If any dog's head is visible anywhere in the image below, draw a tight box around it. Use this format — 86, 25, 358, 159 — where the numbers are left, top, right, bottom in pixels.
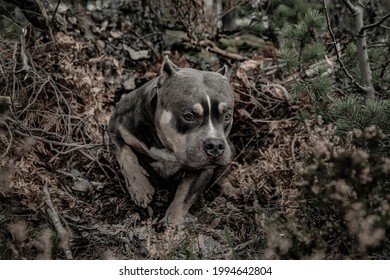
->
154, 57, 234, 169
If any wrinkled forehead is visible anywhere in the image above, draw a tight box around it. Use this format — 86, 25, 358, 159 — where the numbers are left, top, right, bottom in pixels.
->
159, 69, 234, 108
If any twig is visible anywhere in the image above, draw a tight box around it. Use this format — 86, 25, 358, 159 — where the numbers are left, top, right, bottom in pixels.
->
304, 55, 336, 78
360, 12, 390, 34
48, 142, 104, 155
51, 0, 61, 27
291, 135, 297, 163
128, 29, 160, 59
12, 42, 18, 101
253, 118, 294, 123
234, 236, 264, 252
46, 75, 73, 135
43, 183, 73, 259
16, 76, 50, 117
380, 25, 390, 30
217, 0, 246, 21
13, 128, 103, 150
238, 90, 268, 112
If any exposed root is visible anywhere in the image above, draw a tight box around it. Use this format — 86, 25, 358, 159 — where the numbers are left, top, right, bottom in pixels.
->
43, 184, 73, 260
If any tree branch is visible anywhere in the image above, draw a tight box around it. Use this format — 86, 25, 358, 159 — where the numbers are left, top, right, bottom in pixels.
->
200, 39, 245, 61
340, 0, 356, 14
380, 25, 390, 30
360, 12, 390, 34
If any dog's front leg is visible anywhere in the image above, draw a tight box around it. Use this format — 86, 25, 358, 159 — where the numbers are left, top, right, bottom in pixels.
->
117, 144, 155, 208
162, 168, 214, 227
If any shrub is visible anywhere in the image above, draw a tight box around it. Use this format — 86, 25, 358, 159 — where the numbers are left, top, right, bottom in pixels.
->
262, 119, 390, 259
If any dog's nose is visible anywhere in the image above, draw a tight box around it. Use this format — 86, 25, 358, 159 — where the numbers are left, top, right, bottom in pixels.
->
204, 138, 225, 157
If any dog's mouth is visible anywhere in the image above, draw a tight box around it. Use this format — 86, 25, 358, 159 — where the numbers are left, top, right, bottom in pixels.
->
181, 156, 229, 170
210, 158, 230, 168
208, 154, 224, 163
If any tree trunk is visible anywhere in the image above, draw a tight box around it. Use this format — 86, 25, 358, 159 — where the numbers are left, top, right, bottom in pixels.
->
342, 0, 376, 98
353, 4, 375, 98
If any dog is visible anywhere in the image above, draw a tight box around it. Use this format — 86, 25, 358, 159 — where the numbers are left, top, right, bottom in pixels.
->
108, 56, 236, 227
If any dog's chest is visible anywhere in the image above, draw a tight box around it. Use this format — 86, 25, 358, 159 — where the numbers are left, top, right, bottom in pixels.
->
150, 159, 183, 179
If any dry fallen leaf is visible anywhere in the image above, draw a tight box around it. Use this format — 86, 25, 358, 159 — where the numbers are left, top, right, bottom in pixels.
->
123, 44, 149, 60
73, 178, 92, 192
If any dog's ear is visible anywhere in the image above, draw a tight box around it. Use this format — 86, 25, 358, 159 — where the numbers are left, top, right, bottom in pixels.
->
158, 56, 179, 86
216, 65, 229, 78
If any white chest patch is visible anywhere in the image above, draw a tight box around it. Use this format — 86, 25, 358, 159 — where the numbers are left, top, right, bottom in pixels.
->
151, 160, 183, 179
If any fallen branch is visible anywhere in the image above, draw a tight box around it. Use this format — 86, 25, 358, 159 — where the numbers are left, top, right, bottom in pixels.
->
200, 39, 246, 61
43, 183, 73, 260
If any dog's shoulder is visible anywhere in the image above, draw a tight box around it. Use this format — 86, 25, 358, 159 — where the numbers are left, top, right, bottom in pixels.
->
108, 77, 163, 150
112, 78, 158, 120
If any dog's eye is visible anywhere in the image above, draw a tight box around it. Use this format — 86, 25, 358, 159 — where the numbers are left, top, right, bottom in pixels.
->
183, 112, 195, 121
224, 112, 232, 122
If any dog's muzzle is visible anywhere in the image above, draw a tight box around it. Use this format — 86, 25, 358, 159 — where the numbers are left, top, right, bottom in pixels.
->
203, 138, 226, 158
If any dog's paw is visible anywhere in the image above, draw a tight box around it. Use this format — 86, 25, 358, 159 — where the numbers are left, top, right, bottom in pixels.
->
160, 213, 182, 229
119, 146, 155, 208
125, 175, 154, 208
130, 186, 154, 208
160, 207, 186, 229
159, 212, 196, 230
